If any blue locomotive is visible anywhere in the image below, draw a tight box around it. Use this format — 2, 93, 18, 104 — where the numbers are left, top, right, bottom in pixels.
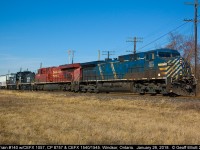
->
80, 48, 196, 96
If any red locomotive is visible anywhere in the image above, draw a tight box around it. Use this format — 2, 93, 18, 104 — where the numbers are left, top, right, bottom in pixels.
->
34, 63, 81, 91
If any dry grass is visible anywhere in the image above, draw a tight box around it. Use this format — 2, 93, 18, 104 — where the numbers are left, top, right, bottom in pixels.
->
0, 90, 200, 145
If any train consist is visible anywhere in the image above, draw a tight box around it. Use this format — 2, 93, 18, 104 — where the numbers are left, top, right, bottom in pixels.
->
0, 48, 197, 96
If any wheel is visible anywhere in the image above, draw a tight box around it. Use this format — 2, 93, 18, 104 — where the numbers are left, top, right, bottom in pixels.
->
150, 93, 157, 96
94, 89, 99, 94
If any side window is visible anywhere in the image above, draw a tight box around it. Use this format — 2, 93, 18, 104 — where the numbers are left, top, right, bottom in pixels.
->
146, 54, 149, 61
133, 54, 137, 60
146, 53, 154, 61
152, 53, 155, 60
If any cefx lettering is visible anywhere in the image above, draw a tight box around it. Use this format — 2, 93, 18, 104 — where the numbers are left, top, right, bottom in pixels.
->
68, 146, 79, 149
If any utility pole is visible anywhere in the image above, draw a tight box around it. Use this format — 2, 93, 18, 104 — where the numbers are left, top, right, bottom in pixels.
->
185, 0, 198, 96
126, 37, 143, 54
68, 50, 75, 64
102, 51, 115, 60
40, 62, 42, 69
71, 50, 75, 64
98, 50, 101, 61
68, 50, 71, 64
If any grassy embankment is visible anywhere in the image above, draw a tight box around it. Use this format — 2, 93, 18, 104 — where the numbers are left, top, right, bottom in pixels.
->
0, 90, 200, 144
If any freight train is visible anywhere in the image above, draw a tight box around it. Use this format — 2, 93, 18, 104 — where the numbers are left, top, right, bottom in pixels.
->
0, 48, 197, 96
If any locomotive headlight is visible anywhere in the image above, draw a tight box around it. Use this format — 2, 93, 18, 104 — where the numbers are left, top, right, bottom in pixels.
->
167, 63, 173, 66
158, 73, 160, 77
180, 58, 183, 64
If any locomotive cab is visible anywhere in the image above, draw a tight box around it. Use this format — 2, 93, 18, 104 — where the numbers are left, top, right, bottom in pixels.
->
153, 49, 196, 96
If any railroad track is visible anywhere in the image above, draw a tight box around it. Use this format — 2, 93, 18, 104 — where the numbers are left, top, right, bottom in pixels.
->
3, 89, 200, 101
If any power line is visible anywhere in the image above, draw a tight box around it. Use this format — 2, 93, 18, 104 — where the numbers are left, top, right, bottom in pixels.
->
157, 23, 194, 49
143, 18, 187, 41
138, 22, 190, 51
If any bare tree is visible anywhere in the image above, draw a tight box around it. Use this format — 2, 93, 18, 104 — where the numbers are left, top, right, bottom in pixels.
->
165, 32, 199, 65
166, 32, 185, 51
165, 32, 200, 81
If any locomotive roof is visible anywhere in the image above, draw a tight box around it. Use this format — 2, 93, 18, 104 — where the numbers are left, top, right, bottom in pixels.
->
17, 71, 33, 73
119, 48, 180, 59
81, 61, 105, 67
147, 48, 180, 54
59, 63, 81, 69
39, 66, 57, 70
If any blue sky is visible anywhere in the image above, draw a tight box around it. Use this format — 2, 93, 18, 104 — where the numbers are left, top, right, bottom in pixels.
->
0, 0, 197, 74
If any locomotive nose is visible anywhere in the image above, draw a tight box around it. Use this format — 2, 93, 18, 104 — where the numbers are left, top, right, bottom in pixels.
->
169, 57, 197, 96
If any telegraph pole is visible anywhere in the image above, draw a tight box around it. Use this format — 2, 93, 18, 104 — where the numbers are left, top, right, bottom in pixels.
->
68, 50, 75, 64
68, 50, 71, 64
71, 50, 75, 64
126, 37, 143, 54
194, 0, 198, 82
40, 62, 42, 69
102, 51, 115, 60
185, 0, 198, 96
98, 50, 101, 61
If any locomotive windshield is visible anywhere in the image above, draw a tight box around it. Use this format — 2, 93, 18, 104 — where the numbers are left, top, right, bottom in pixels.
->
158, 52, 180, 58
172, 53, 180, 57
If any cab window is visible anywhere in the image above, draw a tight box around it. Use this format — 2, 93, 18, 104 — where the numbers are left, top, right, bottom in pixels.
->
146, 54, 149, 60
146, 53, 155, 61
172, 53, 180, 57
159, 52, 171, 57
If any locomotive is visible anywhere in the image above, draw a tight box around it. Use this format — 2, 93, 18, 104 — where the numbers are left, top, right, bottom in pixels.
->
78, 48, 196, 96
2, 48, 197, 96
6, 71, 35, 90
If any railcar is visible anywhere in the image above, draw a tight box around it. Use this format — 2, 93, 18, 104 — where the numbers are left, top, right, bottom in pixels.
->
0, 75, 7, 89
